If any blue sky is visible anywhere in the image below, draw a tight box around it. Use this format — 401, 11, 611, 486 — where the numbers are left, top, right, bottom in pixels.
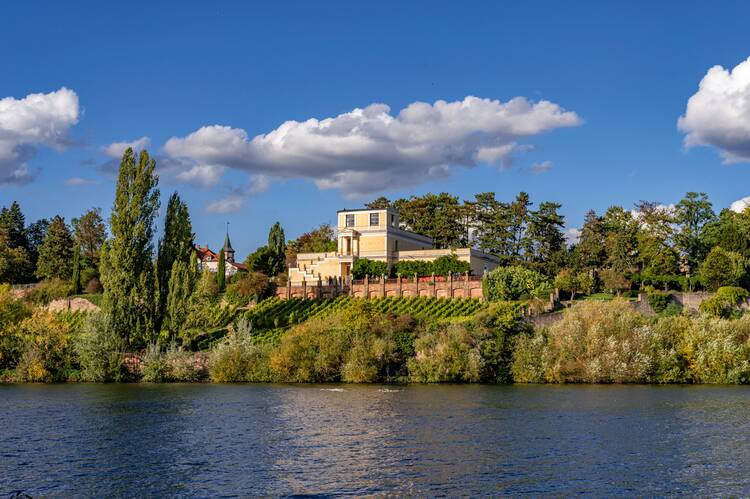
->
2, 1, 750, 257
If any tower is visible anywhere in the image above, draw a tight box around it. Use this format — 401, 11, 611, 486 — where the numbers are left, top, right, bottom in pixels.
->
223, 222, 235, 263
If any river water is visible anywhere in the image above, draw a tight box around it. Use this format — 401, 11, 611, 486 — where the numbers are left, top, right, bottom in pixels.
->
1, 384, 750, 497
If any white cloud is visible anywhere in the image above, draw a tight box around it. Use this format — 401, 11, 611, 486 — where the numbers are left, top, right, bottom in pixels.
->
730, 196, 750, 213
0, 87, 80, 184
164, 95, 581, 196
175, 164, 226, 187
206, 192, 244, 214
564, 227, 581, 245
65, 177, 98, 186
102, 136, 150, 158
678, 56, 750, 163
205, 175, 270, 214
530, 160, 553, 174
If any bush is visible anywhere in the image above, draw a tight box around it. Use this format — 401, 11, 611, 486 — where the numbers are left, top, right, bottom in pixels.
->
225, 271, 271, 304
13, 311, 76, 382
681, 316, 750, 384
700, 286, 749, 318
74, 313, 126, 382
25, 279, 71, 305
209, 318, 274, 382
430, 255, 471, 276
600, 268, 631, 295
142, 343, 206, 382
647, 290, 672, 313
512, 300, 652, 383
351, 258, 389, 279
483, 265, 551, 301
394, 260, 433, 277
0, 284, 32, 370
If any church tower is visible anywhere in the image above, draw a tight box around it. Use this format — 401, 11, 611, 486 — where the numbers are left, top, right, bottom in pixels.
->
223, 224, 235, 263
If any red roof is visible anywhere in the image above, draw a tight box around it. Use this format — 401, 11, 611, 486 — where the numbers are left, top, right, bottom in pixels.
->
195, 245, 217, 262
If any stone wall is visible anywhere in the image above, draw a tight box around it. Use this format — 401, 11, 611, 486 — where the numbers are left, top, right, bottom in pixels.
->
276, 274, 485, 300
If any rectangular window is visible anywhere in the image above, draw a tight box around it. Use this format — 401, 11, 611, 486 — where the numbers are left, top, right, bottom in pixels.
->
369, 212, 379, 226
390, 214, 395, 227
345, 214, 355, 227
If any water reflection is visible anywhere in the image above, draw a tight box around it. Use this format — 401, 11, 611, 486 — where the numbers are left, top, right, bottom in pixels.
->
2, 384, 750, 496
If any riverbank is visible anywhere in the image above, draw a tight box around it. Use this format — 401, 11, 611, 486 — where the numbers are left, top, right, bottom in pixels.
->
3, 294, 750, 384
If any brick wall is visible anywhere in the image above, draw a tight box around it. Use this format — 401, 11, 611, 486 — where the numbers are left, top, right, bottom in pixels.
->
276, 274, 485, 300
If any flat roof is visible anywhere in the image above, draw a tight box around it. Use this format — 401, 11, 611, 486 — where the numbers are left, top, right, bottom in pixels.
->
336, 207, 397, 213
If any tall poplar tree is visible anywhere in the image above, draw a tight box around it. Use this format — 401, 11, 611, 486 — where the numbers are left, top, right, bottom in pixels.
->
156, 192, 194, 332
72, 244, 82, 294
100, 148, 160, 347
217, 250, 226, 291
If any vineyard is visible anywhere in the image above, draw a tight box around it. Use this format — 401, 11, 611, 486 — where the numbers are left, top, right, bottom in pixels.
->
194, 296, 487, 350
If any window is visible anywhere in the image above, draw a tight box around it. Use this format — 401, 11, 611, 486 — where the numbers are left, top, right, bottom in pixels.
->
369, 212, 379, 226
345, 214, 355, 227
390, 214, 395, 227
394, 240, 398, 251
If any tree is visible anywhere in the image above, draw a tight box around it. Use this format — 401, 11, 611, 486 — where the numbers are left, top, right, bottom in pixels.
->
26, 218, 49, 272
156, 193, 194, 331
35, 216, 74, 281
72, 208, 106, 268
365, 196, 391, 209
0, 201, 28, 250
600, 267, 630, 295
526, 201, 566, 274
602, 206, 639, 273
166, 260, 193, 340
699, 247, 748, 291
71, 244, 82, 294
702, 209, 750, 260
572, 210, 606, 271
0, 232, 32, 284
431, 255, 471, 276
247, 222, 287, 277
217, 249, 226, 291
226, 271, 271, 301
674, 192, 715, 275
100, 148, 160, 347
483, 266, 551, 301
393, 193, 465, 248
286, 224, 337, 265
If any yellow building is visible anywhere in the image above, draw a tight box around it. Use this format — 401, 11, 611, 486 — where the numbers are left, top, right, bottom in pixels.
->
288, 208, 500, 284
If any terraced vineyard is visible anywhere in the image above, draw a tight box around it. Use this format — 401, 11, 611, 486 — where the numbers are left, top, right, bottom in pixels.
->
243, 296, 487, 330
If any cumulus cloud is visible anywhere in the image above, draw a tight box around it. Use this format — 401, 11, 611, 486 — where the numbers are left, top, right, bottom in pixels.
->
175, 164, 226, 187
101, 136, 150, 158
0, 87, 80, 184
678, 56, 750, 163
530, 160, 553, 174
730, 196, 750, 213
564, 227, 581, 245
164, 95, 581, 196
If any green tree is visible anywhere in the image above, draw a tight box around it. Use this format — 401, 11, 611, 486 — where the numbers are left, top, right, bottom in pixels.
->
71, 244, 82, 294
217, 249, 226, 291
483, 265, 551, 301
674, 192, 715, 275
72, 208, 106, 268
602, 206, 639, 273
393, 192, 465, 248
572, 210, 606, 271
0, 201, 28, 250
156, 193, 194, 331
0, 232, 32, 284
699, 247, 748, 291
702, 209, 750, 260
35, 216, 74, 281
100, 148, 160, 347
526, 201, 566, 274
286, 224, 337, 265
166, 260, 194, 340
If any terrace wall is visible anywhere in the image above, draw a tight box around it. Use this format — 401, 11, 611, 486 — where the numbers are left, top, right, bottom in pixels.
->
276, 274, 485, 300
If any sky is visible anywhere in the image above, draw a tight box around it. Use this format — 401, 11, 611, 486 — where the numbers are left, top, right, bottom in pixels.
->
2, 0, 750, 257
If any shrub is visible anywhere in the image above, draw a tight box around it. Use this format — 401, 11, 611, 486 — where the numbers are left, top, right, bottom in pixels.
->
483, 265, 551, 301
141, 343, 170, 382
25, 279, 71, 305
142, 343, 206, 382
408, 324, 483, 382
681, 316, 750, 384
74, 313, 126, 382
647, 315, 690, 383
13, 311, 76, 382
647, 290, 672, 313
394, 260, 433, 277
351, 258, 389, 279
699, 286, 749, 318
0, 284, 32, 370
430, 255, 471, 276
226, 271, 271, 304
512, 300, 652, 383
209, 318, 273, 382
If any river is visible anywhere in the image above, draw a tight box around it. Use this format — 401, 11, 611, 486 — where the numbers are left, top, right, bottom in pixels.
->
2, 384, 750, 497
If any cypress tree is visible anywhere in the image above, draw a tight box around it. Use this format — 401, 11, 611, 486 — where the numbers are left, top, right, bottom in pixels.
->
72, 244, 82, 294
166, 260, 193, 340
36, 215, 74, 281
217, 249, 226, 291
100, 148, 160, 347
156, 192, 194, 332
267, 222, 286, 276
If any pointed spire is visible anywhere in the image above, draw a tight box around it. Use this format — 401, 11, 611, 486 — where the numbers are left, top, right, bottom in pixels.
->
223, 221, 233, 252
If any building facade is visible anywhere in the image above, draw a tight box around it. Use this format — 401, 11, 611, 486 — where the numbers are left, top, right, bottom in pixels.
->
195, 232, 247, 277
288, 207, 500, 284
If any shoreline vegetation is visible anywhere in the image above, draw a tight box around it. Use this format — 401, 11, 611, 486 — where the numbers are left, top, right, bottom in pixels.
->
2, 147, 750, 385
